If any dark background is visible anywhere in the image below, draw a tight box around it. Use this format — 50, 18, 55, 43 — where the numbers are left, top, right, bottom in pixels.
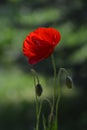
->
0, 0, 87, 130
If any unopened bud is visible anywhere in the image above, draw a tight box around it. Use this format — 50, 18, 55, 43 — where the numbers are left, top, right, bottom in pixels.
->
66, 76, 73, 88
35, 84, 43, 96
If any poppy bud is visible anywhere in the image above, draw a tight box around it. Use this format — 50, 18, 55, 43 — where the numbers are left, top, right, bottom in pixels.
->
66, 76, 73, 88
35, 84, 43, 96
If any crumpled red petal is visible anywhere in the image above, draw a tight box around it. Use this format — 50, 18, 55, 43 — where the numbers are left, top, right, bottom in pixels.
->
23, 27, 61, 64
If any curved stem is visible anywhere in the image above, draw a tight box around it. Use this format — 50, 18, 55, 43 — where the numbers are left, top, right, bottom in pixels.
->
55, 68, 62, 130
31, 69, 40, 130
44, 98, 53, 125
55, 68, 68, 129
31, 69, 40, 84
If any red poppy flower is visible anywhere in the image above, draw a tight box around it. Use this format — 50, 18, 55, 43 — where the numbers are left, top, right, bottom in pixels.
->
23, 27, 61, 64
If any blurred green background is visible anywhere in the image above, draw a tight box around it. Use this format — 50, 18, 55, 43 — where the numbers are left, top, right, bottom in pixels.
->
0, 0, 87, 130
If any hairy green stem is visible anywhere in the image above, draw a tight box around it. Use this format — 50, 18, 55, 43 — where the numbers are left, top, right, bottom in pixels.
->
55, 68, 62, 130
31, 69, 40, 130
51, 54, 57, 109
55, 68, 68, 129
33, 75, 39, 130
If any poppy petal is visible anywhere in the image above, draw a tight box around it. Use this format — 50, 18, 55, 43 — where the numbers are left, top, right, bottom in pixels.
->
23, 27, 61, 64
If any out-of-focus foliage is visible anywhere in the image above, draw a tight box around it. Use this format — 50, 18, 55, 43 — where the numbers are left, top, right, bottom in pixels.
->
0, 0, 87, 130
0, 0, 87, 68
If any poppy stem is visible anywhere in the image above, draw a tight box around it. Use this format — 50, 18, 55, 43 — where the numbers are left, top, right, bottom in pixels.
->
55, 68, 62, 130
51, 54, 57, 119
33, 73, 39, 130
31, 69, 40, 84
31, 69, 40, 130
55, 68, 68, 130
